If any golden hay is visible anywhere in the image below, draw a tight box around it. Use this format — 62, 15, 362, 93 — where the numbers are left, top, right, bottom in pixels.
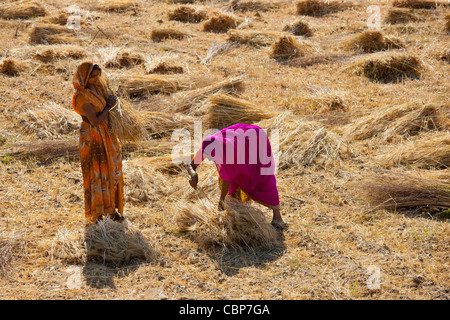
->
116, 74, 186, 98
392, 0, 441, 9
446, 15, 450, 33
0, 58, 29, 76
384, 8, 421, 24
175, 197, 283, 251
108, 98, 146, 143
228, 0, 282, 12
344, 103, 439, 142
375, 131, 450, 169
96, 0, 140, 12
357, 172, 450, 211
85, 217, 154, 265
202, 13, 240, 33
283, 20, 313, 37
0, 239, 14, 276
29, 23, 77, 45
204, 94, 276, 130
50, 228, 86, 264
104, 50, 146, 68
226, 29, 283, 47
296, 0, 353, 16
288, 52, 354, 67
269, 35, 315, 62
151, 29, 189, 42
145, 58, 184, 74
343, 30, 405, 53
0, 0, 47, 19
140, 111, 195, 138
172, 76, 245, 114
168, 5, 209, 23
6, 138, 79, 163
344, 52, 422, 83
38, 11, 69, 26
30, 44, 86, 63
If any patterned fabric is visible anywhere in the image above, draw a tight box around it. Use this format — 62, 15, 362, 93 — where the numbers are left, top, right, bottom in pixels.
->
72, 61, 124, 223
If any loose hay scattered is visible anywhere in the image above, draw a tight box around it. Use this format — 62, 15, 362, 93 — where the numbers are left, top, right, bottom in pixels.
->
0, 58, 29, 76
96, 0, 140, 12
151, 29, 189, 42
29, 23, 77, 45
375, 131, 450, 169
204, 94, 276, 130
168, 5, 209, 23
343, 30, 405, 53
116, 74, 186, 98
0, 0, 47, 19
228, 0, 282, 12
296, 0, 353, 16
270, 35, 315, 62
392, 0, 440, 9
202, 13, 240, 33
104, 49, 146, 68
283, 20, 313, 37
0, 239, 14, 276
344, 52, 422, 83
227, 29, 283, 47
344, 103, 439, 142
85, 217, 153, 265
108, 98, 146, 143
358, 172, 450, 212
175, 197, 283, 251
384, 8, 421, 24
30, 44, 86, 63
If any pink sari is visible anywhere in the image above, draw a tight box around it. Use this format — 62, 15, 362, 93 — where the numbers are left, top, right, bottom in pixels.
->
194, 123, 280, 208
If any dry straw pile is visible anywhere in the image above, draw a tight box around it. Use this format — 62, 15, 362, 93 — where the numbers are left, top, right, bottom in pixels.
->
29, 23, 78, 45
108, 98, 146, 143
151, 29, 189, 42
116, 74, 186, 97
296, 0, 353, 16
0, 58, 29, 76
345, 52, 423, 83
104, 49, 146, 68
392, 0, 441, 9
30, 45, 86, 63
168, 5, 209, 23
204, 94, 276, 130
283, 20, 313, 37
270, 35, 315, 62
96, 0, 140, 12
175, 197, 283, 251
227, 30, 283, 47
384, 8, 421, 24
343, 30, 405, 53
228, 0, 281, 12
0, 0, 47, 19
203, 12, 240, 33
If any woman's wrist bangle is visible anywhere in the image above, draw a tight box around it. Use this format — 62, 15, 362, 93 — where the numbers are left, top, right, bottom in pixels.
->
190, 171, 197, 177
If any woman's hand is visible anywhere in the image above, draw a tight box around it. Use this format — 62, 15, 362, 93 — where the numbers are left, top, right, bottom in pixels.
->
189, 172, 198, 189
106, 95, 118, 108
218, 199, 225, 211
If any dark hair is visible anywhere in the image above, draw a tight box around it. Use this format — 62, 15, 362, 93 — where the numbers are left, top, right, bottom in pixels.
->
92, 64, 101, 73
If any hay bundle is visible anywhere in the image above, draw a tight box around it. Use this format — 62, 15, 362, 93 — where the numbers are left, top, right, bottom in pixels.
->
29, 23, 77, 45
227, 29, 282, 47
168, 5, 209, 23
38, 11, 69, 26
50, 228, 86, 264
172, 76, 245, 114
104, 49, 146, 68
228, 0, 281, 12
345, 52, 422, 83
202, 13, 240, 33
151, 29, 189, 42
358, 172, 450, 211
375, 131, 450, 169
96, 0, 140, 12
344, 103, 438, 141
108, 98, 146, 143
0, 58, 29, 76
205, 94, 276, 130
140, 111, 195, 138
283, 20, 313, 37
116, 74, 185, 98
0, 0, 47, 19
269, 35, 315, 62
343, 30, 404, 53
175, 197, 282, 250
30, 44, 86, 62
145, 57, 184, 74
8, 102, 81, 139
384, 8, 421, 24
85, 218, 153, 264
296, 0, 353, 16
392, 0, 440, 9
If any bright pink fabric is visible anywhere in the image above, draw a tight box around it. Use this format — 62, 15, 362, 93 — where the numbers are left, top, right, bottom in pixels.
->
199, 123, 279, 207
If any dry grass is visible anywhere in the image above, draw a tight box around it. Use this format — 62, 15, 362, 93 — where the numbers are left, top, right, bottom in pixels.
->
384, 8, 421, 24
269, 35, 315, 62
446, 14, 450, 33
30, 45, 86, 63
151, 28, 190, 42
0, 0, 47, 19
283, 20, 313, 37
344, 52, 423, 83
104, 49, 146, 68
140, 111, 195, 138
29, 23, 78, 45
168, 5, 209, 23
204, 93, 276, 130
202, 12, 240, 33
108, 98, 146, 143
115, 74, 186, 97
145, 56, 184, 74
343, 30, 405, 53
392, 0, 441, 9
296, 0, 353, 16
0, 58, 29, 76
227, 29, 283, 47
228, 0, 282, 12
96, 0, 140, 12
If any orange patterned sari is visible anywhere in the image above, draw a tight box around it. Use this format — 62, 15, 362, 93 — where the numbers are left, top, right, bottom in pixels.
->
72, 61, 124, 223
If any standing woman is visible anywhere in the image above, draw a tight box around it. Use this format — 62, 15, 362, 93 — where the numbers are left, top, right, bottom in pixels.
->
72, 61, 125, 223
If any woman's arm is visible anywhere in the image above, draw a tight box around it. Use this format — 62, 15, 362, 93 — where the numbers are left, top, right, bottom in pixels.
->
218, 180, 230, 211
81, 103, 111, 127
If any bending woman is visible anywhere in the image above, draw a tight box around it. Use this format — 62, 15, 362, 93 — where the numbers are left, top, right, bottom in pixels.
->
72, 61, 125, 223
187, 123, 286, 229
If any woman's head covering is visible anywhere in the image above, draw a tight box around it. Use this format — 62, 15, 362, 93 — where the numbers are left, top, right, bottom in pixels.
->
73, 61, 96, 90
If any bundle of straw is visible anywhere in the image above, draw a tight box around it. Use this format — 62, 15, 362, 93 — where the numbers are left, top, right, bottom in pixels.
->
0, 58, 29, 76
296, 0, 353, 16
227, 29, 282, 47
168, 5, 209, 23
29, 23, 77, 45
175, 197, 283, 251
343, 30, 404, 53
108, 98, 146, 143
30, 44, 86, 63
50, 227, 86, 264
205, 94, 276, 130
269, 35, 315, 62
384, 8, 421, 24
0, 0, 47, 19
141, 111, 195, 138
228, 0, 282, 12
116, 74, 185, 98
